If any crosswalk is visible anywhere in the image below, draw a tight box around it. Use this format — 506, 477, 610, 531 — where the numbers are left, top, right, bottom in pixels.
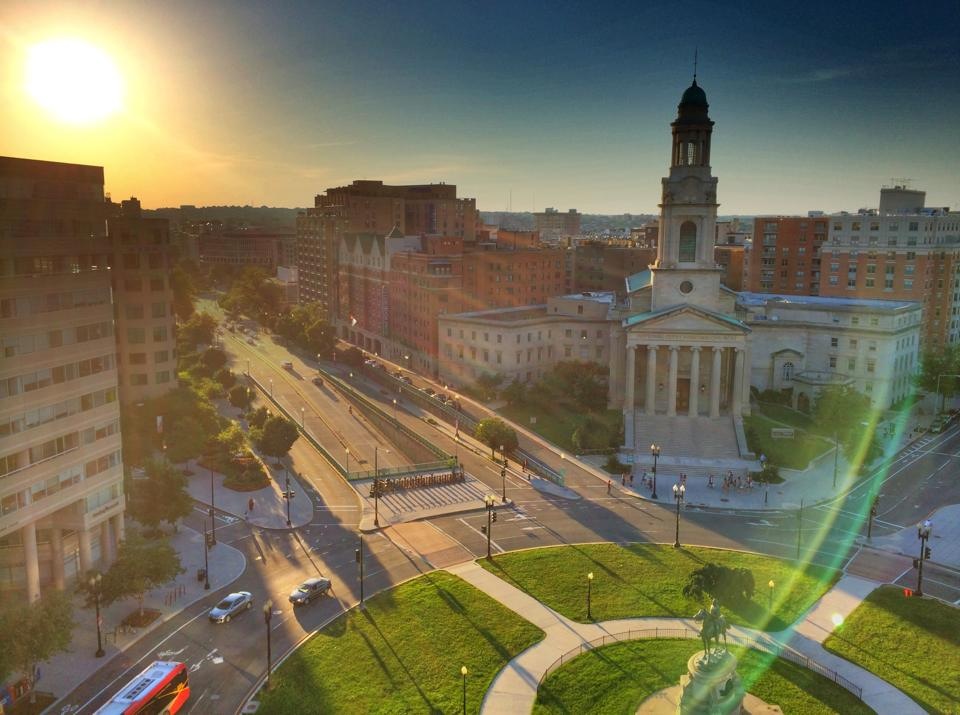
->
378, 477, 491, 514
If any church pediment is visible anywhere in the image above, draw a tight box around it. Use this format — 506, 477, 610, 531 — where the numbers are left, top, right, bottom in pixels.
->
623, 304, 749, 336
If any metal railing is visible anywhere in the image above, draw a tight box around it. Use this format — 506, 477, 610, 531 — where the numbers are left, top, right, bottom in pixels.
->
537, 627, 862, 701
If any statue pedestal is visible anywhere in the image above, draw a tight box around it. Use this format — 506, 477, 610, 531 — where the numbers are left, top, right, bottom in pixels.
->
676, 649, 745, 714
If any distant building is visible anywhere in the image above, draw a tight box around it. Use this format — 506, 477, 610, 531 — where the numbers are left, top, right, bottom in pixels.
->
743, 216, 829, 295
107, 198, 177, 404
198, 227, 296, 271
297, 180, 476, 323
534, 208, 581, 242
0, 157, 124, 601
572, 241, 656, 298
714, 244, 745, 290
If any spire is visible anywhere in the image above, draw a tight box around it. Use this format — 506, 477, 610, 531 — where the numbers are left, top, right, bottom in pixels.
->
693, 48, 698, 83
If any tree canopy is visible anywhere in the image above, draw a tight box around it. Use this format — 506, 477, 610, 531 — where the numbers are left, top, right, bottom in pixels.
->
916, 345, 960, 411
0, 590, 74, 695
255, 415, 300, 462
813, 384, 877, 460
97, 535, 183, 617
474, 417, 519, 458
126, 457, 193, 531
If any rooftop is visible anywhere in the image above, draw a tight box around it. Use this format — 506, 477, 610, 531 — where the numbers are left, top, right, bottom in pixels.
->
737, 291, 919, 312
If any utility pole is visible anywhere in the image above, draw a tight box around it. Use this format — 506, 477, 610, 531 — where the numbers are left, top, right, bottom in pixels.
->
796, 499, 803, 561
356, 535, 365, 606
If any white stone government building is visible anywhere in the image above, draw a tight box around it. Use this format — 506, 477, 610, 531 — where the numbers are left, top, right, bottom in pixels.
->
438, 79, 921, 467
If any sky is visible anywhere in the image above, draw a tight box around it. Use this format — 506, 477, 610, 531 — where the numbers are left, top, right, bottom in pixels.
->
1, 0, 958, 215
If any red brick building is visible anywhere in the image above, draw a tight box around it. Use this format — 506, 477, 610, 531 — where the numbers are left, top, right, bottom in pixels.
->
743, 216, 828, 294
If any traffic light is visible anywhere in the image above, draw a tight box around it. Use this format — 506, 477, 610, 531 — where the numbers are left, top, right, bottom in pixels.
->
205, 532, 215, 549
208, 507, 214, 519
501, 468, 506, 479
924, 546, 932, 560
283, 490, 296, 500
913, 558, 920, 569
492, 511, 497, 523
480, 525, 487, 535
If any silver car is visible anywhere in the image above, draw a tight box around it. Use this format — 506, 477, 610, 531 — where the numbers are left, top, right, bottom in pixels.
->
208, 591, 253, 623
288, 577, 331, 606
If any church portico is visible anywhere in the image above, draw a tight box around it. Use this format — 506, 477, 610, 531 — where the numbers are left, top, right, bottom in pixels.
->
623, 340, 748, 420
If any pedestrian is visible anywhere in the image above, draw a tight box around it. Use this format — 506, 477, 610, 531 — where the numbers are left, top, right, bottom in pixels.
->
248, 497, 254, 514
607, 480, 612, 494
708, 474, 714, 488
621, 473, 626, 486
629, 472, 634, 486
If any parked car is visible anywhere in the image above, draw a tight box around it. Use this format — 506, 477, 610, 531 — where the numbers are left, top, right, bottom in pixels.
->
209, 591, 253, 623
288, 577, 332, 606
282, 361, 294, 371
399, 375, 412, 384
246, 337, 257, 345
436, 394, 449, 403
423, 387, 436, 397
929, 416, 947, 434
393, 370, 404, 379
312, 376, 324, 387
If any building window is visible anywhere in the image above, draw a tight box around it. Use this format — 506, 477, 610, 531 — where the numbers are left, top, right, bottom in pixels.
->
679, 221, 697, 262
829, 356, 837, 368
850, 339, 858, 349
127, 327, 145, 344
129, 352, 147, 365
782, 362, 794, 381
152, 326, 168, 342
125, 304, 144, 319
122, 254, 140, 269
830, 337, 838, 347
848, 358, 856, 371
130, 374, 148, 385
150, 278, 164, 291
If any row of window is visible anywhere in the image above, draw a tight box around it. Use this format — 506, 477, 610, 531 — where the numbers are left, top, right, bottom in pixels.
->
126, 370, 171, 386
1, 320, 114, 358
0, 287, 111, 319
445, 343, 604, 364
122, 277, 168, 292
126, 350, 171, 365
123, 302, 170, 320
126, 325, 170, 344
446, 327, 606, 344
0, 353, 115, 399
7, 254, 110, 276
0, 386, 117, 439
835, 221, 921, 232
119, 253, 166, 270
0, 418, 118, 478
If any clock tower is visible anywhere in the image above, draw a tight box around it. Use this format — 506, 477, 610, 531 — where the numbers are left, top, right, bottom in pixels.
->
650, 78, 723, 311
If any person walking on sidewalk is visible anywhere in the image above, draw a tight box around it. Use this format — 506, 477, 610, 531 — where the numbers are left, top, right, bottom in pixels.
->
607, 480, 612, 494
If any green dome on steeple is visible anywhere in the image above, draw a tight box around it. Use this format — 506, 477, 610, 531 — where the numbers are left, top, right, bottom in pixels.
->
680, 79, 708, 108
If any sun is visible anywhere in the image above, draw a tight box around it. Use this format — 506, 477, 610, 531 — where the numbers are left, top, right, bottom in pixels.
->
25, 38, 123, 125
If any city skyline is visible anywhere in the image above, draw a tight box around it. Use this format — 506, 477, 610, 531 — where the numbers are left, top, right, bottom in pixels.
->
1, 0, 958, 215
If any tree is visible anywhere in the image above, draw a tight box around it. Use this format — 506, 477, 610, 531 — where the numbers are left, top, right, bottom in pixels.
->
177, 312, 217, 348
571, 414, 613, 452
305, 319, 337, 355
683, 563, 755, 607
201, 347, 228, 372
501, 379, 527, 407
342, 346, 364, 367
813, 384, 875, 462
99, 535, 183, 618
0, 591, 75, 702
248, 405, 270, 429
474, 417, 519, 458
915, 345, 960, 411
126, 457, 193, 531
165, 415, 208, 464
229, 384, 253, 410
256, 416, 300, 463
540, 361, 609, 412
215, 368, 237, 389
169, 263, 197, 321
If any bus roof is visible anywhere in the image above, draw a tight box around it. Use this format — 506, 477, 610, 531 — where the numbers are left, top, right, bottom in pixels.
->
94, 661, 185, 715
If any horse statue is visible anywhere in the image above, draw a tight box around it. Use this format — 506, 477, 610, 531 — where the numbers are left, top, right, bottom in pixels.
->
692, 598, 730, 665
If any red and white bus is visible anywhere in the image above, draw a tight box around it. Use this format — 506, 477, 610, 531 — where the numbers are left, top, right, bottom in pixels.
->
94, 661, 190, 715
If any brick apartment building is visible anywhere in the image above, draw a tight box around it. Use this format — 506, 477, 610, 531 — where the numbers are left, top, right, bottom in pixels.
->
743, 216, 829, 295
534, 207, 581, 241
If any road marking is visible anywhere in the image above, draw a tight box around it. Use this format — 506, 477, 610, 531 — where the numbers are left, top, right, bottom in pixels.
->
456, 517, 504, 553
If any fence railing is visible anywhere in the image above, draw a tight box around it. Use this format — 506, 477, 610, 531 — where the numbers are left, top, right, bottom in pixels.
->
350, 459, 458, 481
537, 627, 863, 701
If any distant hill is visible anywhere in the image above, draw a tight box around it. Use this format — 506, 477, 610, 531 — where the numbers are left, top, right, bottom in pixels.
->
143, 205, 304, 228
480, 211, 657, 233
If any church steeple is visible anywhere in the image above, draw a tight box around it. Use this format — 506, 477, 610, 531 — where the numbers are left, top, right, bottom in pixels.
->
670, 80, 714, 168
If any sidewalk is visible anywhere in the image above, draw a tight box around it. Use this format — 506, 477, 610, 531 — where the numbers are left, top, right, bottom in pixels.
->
446, 562, 924, 715
42, 526, 246, 709
184, 456, 313, 529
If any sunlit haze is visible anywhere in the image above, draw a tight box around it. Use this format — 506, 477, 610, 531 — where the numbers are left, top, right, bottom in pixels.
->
1, 0, 958, 212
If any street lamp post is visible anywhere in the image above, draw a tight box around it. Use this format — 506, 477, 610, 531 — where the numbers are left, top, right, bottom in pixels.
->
768, 579, 775, 612
483, 495, 496, 559
500, 460, 507, 503
935, 373, 960, 414
867, 497, 879, 540
796, 499, 804, 561
356, 535, 365, 606
300, 406, 305, 428
649, 444, 660, 500
209, 463, 217, 546
672, 483, 685, 547
460, 665, 468, 714
203, 521, 211, 590
269, 378, 273, 397
284, 471, 292, 527
345, 448, 351, 476
90, 573, 105, 657
392, 398, 398, 423
374, 447, 381, 527
916, 520, 933, 596
263, 599, 274, 690
587, 571, 594, 620
832, 429, 839, 490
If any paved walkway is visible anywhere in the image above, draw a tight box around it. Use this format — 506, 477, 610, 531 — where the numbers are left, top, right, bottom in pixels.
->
446, 562, 925, 715
41, 526, 246, 708
185, 456, 313, 530
868, 502, 960, 571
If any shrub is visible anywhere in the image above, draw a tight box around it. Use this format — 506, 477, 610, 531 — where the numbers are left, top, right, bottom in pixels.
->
215, 368, 237, 389
603, 455, 630, 474
682, 562, 755, 607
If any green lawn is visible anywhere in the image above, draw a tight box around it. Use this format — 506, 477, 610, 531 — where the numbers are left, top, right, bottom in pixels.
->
823, 586, 960, 715
500, 404, 621, 453
744, 413, 834, 469
534, 639, 874, 714
257, 572, 544, 714
755, 402, 816, 431
480, 543, 838, 631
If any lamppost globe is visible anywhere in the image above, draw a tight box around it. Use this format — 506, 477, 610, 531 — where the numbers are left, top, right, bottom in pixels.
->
672, 482, 685, 547
768, 579, 775, 612
649, 443, 661, 500
587, 571, 594, 619
90, 573, 105, 657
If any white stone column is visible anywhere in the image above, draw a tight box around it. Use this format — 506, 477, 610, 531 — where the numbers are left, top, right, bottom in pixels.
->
667, 346, 679, 417
645, 345, 658, 415
99, 520, 113, 568
50, 527, 65, 590
112, 513, 125, 548
624, 344, 636, 415
710, 347, 723, 418
78, 528, 92, 575
733, 347, 745, 415
689, 347, 701, 417
23, 522, 40, 603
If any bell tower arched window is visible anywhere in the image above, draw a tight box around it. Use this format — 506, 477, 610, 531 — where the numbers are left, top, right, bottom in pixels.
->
685, 141, 697, 165
679, 221, 697, 262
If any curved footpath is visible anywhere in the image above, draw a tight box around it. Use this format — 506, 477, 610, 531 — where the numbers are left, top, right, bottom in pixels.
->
445, 562, 925, 715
